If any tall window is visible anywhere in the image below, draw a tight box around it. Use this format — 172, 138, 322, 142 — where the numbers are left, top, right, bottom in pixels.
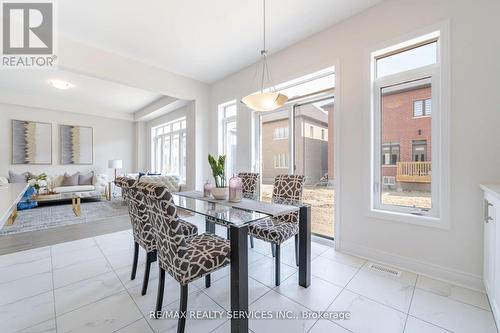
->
151, 118, 187, 182
372, 29, 446, 220
219, 101, 237, 178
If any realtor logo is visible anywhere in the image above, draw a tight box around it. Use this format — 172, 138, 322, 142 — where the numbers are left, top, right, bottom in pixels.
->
1, 1, 57, 68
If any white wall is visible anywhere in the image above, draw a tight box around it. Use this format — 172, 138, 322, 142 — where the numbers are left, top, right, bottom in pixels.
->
209, 0, 500, 290
0, 103, 136, 179
59, 38, 211, 189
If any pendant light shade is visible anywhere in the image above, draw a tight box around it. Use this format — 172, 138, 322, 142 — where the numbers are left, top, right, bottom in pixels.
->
241, 0, 287, 112
241, 92, 288, 112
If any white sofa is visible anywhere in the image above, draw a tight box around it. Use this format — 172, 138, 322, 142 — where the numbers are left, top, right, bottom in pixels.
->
51, 174, 108, 198
0, 173, 109, 198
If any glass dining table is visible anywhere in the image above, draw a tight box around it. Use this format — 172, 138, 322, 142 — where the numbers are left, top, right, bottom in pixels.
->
173, 191, 312, 333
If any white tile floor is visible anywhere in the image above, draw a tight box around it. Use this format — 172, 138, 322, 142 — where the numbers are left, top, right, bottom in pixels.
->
0, 217, 497, 333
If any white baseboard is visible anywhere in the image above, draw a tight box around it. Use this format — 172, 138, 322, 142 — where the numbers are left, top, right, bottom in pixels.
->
339, 240, 485, 292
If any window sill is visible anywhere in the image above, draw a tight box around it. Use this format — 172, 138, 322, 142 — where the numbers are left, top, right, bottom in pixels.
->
367, 208, 450, 230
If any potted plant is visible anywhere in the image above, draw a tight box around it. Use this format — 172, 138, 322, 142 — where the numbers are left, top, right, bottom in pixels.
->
208, 154, 228, 200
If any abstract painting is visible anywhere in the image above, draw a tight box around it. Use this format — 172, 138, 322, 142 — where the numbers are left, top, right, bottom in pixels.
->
60, 125, 93, 164
12, 120, 52, 164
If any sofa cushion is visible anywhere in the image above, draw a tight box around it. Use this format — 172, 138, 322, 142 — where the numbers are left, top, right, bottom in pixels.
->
61, 172, 80, 186
9, 170, 28, 183
139, 175, 180, 192
54, 185, 95, 193
79, 171, 94, 185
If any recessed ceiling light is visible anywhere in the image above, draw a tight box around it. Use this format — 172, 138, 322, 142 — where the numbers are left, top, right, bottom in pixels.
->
48, 79, 73, 90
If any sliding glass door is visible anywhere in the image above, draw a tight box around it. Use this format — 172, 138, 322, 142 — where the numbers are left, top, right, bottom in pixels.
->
257, 96, 335, 238
259, 108, 292, 203
294, 97, 334, 238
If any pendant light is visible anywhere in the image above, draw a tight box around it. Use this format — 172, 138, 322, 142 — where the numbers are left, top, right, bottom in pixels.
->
241, 0, 288, 112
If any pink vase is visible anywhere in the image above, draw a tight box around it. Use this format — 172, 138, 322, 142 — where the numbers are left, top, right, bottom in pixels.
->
228, 174, 243, 203
203, 180, 213, 197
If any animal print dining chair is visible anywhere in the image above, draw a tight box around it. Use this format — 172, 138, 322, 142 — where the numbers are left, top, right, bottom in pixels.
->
248, 174, 305, 286
137, 182, 231, 333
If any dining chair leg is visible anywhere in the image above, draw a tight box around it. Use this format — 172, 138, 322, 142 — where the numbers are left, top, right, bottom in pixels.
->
156, 267, 165, 315
142, 251, 155, 295
249, 236, 254, 248
131, 241, 139, 280
275, 244, 281, 286
294, 234, 299, 267
227, 228, 230, 240
271, 243, 276, 257
178, 284, 188, 333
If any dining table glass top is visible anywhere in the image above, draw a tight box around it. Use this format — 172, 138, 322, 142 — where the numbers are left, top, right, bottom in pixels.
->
172, 193, 271, 227
176, 190, 304, 213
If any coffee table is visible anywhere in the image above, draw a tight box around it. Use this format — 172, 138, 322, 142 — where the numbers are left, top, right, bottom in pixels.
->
33, 192, 103, 217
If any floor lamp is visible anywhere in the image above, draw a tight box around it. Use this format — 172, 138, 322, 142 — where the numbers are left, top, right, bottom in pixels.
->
108, 159, 122, 199
108, 159, 123, 180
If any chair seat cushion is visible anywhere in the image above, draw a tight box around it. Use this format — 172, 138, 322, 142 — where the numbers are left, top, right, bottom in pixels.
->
180, 233, 230, 285
249, 217, 299, 245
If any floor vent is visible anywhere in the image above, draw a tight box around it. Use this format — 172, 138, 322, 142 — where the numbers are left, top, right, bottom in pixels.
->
367, 263, 402, 277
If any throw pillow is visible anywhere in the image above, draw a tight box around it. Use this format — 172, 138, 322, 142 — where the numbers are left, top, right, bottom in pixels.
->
78, 171, 94, 185
9, 170, 28, 183
61, 172, 80, 186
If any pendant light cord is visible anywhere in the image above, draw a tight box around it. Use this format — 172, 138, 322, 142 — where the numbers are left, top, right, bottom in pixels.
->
263, 0, 266, 52
260, 0, 266, 93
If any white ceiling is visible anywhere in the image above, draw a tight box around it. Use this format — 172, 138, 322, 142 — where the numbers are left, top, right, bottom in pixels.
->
0, 69, 163, 119
59, 0, 382, 83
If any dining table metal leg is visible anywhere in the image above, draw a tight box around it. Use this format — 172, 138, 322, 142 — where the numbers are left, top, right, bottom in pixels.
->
298, 205, 311, 288
230, 224, 249, 333
205, 218, 216, 288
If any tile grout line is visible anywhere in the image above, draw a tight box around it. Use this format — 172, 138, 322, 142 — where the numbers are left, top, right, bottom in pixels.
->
49, 246, 58, 333
413, 284, 493, 313
110, 317, 145, 333
93, 235, 157, 333
402, 273, 419, 333
318, 261, 365, 332
405, 314, 454, 333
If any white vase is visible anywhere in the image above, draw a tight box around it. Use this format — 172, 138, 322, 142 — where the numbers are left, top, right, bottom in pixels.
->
211, 187, 228, 200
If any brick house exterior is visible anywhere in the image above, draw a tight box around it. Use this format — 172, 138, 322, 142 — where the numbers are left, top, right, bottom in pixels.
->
381, 86, 432, 190
261, 103, 333, 185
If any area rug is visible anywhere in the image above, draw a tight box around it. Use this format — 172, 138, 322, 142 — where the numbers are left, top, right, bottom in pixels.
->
0, 199, 129, 235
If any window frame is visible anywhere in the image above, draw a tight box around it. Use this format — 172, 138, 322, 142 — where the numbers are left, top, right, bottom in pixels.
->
218, 100, 238, 179
369, 24, 450, 229
413, 98, 432, 118
274, 152, 289, 169
273, 126, 289, 140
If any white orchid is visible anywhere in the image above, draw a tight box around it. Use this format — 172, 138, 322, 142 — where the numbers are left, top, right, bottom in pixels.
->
36, 179, 47, 188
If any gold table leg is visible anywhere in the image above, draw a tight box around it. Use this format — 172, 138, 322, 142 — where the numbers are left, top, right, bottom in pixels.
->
6, 208, 17, 225
107, 182, 112, 201
72, 197, 81, 216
